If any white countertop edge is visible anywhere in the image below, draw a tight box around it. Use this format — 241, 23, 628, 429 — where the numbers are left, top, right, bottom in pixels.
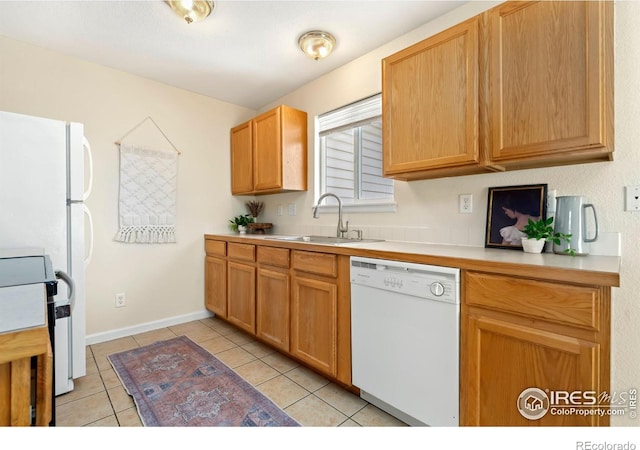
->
208, 233, 621, 276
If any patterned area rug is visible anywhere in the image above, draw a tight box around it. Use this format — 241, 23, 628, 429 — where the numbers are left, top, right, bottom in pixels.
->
108, 336, 300, 426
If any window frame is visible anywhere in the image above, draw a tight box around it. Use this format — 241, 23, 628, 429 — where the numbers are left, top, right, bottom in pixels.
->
316, 94, 396, 214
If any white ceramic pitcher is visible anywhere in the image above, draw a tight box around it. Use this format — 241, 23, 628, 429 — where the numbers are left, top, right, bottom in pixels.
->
553, 196, 598, 255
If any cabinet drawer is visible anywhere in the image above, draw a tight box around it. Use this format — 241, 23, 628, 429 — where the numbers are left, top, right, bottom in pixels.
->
291, 251, 337, 278
464, 272, 600, 330
228, 243, 256, 262
257, 246, 289, 268
205, 240, 226, 257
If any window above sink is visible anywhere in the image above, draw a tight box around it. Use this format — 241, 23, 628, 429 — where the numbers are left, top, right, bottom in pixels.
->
316, 94, 397, 214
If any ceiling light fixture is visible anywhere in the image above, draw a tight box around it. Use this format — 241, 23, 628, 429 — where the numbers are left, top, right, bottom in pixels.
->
298, 30, 336, 61
168, 0, 214, 24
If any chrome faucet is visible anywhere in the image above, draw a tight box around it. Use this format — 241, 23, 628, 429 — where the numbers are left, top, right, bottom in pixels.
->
312, 193, 349, 238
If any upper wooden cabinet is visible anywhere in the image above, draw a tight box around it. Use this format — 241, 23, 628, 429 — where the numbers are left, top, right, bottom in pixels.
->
488, 1, 613, 169
230, 121, 253, 194
382, 0, 613, 181
230, 105, 308, 195
383, 17, 481, 180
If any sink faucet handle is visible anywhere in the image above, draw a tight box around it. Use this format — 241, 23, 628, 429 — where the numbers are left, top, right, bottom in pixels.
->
350, 229, 363, 240
340, 220, 349, 238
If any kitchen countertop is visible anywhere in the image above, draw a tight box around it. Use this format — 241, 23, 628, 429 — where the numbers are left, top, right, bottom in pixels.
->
204, 233, 621, 287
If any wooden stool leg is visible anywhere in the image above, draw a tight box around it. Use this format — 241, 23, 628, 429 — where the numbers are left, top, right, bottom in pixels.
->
35, 341, 53, 426
0, 363, 10, 425
10, 358, 31, 426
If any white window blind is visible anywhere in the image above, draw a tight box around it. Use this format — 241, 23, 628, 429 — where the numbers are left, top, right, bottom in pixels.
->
318, 94, 383, 135
318, 94, 393, 206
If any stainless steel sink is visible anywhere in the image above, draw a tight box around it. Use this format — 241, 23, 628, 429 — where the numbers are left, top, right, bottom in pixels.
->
266, 235, 384, 245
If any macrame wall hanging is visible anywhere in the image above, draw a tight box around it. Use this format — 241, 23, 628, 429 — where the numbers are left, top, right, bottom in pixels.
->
114, 116, 181, 244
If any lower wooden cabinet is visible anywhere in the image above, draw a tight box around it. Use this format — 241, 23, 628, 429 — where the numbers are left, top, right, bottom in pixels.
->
204, 239, 352, 388
461, 271, 610, 426
290, 275, 338, 377
204, 240, 227, 318
256, 246, 291, 352
464, 315, 601, 426
205, 255, 226, 317
205, 236, 615, 424
290, 251, 352, 386
227, 261, 256, 334
256, 267, 290, 352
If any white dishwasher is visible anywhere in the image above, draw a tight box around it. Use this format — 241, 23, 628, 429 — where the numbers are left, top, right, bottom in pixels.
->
350, 256, 460, 426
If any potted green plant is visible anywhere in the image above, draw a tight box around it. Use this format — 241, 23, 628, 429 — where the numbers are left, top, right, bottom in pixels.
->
521, 217, 574, 255
229, 214, 254, 234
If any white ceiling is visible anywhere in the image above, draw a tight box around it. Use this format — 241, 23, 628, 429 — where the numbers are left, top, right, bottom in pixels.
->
0, 1, 464, 110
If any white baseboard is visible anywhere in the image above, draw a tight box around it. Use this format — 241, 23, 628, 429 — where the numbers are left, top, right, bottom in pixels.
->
85, 309, 214, 345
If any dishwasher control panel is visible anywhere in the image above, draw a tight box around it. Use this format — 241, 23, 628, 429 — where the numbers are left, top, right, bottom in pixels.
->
350, 256, 460, 304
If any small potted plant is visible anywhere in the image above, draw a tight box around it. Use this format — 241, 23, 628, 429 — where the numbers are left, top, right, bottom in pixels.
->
229, 214, 254, 234
522, 217, 574, 255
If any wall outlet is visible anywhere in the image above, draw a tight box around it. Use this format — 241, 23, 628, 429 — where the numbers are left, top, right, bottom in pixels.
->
625, 185, 640, 212
288, 203, 296, 216
459, 194, 472, 213
277, 205, 284, 216
115, 292, 126, 308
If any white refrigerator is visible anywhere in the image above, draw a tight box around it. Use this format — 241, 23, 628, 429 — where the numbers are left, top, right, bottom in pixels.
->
0, 110, 93, 395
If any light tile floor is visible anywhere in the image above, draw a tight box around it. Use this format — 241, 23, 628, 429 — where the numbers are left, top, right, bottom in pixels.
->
54, 316, 406, 427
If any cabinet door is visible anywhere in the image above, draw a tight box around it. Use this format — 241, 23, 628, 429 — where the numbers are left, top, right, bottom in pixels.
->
489, 1, 613, 162
252, 107, 282, 192
227, 261, 256, 334
290, 276, 338, 377
462, 314, 601, 426
230, 120, 253, 194
256, 268, 290, 352
382, 17, 479, 178
205, 256, 227, 318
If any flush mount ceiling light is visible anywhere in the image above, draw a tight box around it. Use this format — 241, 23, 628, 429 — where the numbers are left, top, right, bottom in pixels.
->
298, 30, 336, 60
168, 0, 214, 24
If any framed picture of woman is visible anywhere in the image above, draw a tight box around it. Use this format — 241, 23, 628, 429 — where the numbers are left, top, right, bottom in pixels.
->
485, 183, 548, 250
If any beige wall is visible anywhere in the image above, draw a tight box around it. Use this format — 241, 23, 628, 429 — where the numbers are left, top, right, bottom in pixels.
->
258, 1, 640, 426
1, 0, 638, 426
0, 36, 255, 339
